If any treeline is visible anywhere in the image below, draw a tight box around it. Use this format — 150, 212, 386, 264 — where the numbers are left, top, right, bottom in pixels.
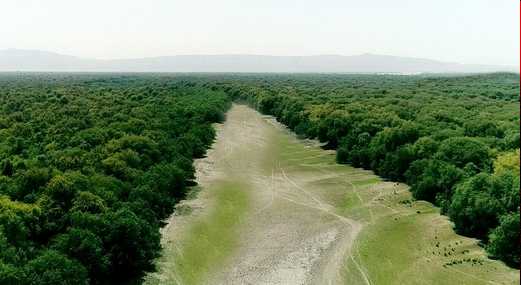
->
215, 73, 520, 266
0, 74, 231, 284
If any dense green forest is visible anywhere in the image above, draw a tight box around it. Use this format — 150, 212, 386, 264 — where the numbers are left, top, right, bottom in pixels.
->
213, 73, 520, 267
0, 73, 518, 284
0, 73, 230, 284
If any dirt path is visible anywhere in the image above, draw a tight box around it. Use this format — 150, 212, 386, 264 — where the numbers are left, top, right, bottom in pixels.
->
208, 104, 362, 285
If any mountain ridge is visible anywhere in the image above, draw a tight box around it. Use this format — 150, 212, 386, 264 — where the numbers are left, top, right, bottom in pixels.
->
0, 49, 517, 73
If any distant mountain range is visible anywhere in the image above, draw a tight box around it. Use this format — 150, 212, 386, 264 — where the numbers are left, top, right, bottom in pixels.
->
0, 49, 517, 73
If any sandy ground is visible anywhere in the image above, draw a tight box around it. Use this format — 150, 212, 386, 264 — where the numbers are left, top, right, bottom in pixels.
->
149, 104, 363, 285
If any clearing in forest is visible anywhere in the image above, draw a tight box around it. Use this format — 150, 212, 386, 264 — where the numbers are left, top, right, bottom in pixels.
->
145, 104, 519, 285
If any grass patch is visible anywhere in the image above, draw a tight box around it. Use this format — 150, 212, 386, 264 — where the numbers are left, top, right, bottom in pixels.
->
174, 204, 193, 216
185, 185, 203, 200
351, 177, 381, 186
349, 208, 519, 285
174, 181, 250, 285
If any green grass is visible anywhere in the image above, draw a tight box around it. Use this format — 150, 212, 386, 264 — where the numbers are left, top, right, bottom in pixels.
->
149, 181, 250, 285
268, 126, 519, 284
351, 177, 381, 186
350, 208, 520, 285
341, 185, 520, 284
176, 181, 249, 285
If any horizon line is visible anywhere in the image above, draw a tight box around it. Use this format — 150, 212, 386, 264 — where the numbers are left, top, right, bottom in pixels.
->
2, 48, 519, 68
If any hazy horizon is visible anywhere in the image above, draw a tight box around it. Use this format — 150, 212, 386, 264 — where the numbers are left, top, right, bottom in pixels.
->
1, 49, 517, 73
1, 0, 518, 66
2, 49, 520, 68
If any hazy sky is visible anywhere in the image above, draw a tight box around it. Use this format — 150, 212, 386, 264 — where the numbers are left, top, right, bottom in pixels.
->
1, 0, 518, 65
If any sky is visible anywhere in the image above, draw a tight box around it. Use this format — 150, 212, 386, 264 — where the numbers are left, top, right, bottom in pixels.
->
1, 0, 518, 65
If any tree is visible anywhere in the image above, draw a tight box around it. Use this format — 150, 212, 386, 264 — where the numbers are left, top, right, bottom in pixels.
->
14, 167, 51, 201
377, 145, 415, 181
405, 159, 463, 203
51, 228, 109, 281
487, 212, 520, 266
1, 160, 13, 177
23, 250, 88, 285
463, 120, 504, 138
0, 196, 39, 246
140, 163, 186, 196
44, 172, 90, 210
448, 173, 502, 239
102, 208, 160, 279
412, 137, 438, 158
436, 137, 492, 170
0, 263, 24, 285
493, 149, 520, 175
71, 192, 107, 214
336, 144, 350, 164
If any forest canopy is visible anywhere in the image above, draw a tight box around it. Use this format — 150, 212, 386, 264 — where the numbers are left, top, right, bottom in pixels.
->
0, 73, 230, 284
0, 72, 518, 284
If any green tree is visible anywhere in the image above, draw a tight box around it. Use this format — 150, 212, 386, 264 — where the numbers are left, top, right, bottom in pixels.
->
405, 159, 463, 203
103, 208, 160, 278
51, 228, 109, 281
487, 212, 520, 266
493, 149, 520, 175
44, 172, 90, 210
1, 160, 13, 177
71, 192, 107, 214
436, 137, 492, 170
448, 173, 502, 239
23, 250, 88, 285
14, 167, 51, 201
0, 263, 24, 285
463, 120, 504, 138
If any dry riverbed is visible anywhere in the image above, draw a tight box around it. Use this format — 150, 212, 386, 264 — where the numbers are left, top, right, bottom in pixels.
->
145, 104, 519, 285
